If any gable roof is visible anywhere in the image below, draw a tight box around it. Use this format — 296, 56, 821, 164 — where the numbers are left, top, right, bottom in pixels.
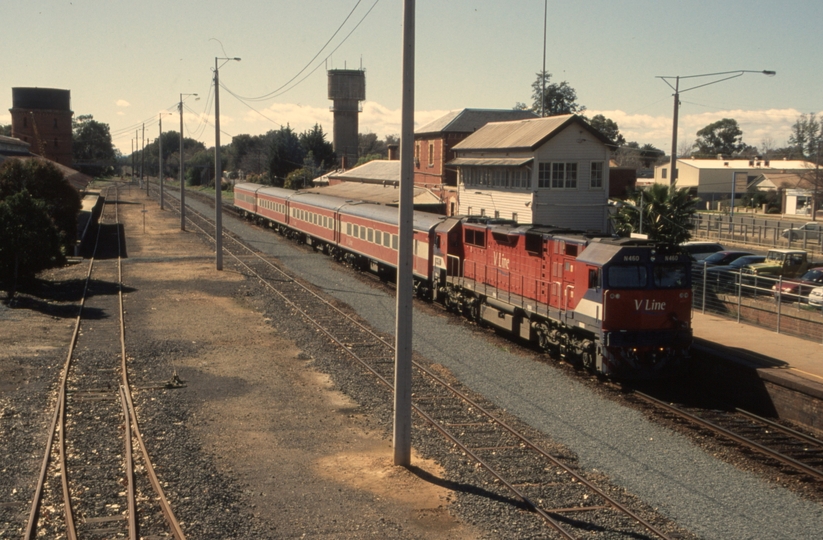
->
415, 108, 538, 136
750, 171, 819, 191
328, 159, 399, 184
451, 114, 611, 152
669, 158, 815, 171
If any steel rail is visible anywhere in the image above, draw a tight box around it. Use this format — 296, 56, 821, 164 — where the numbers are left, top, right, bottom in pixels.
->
23, 191, 112, 540
157, 186, 672, 539
635, 392, 823, 481
735, 408, 823, 449
120, 387, 138, 540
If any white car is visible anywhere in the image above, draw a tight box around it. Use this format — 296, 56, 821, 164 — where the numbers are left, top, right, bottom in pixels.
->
781, 222, 822, 240
809, 286, 823, 307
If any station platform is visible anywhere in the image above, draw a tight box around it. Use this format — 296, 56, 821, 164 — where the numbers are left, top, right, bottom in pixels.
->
691, 311, 823, 434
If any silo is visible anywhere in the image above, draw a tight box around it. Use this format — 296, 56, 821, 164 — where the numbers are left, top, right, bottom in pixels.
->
327, 69, 365, 167
9, 88, 74, 166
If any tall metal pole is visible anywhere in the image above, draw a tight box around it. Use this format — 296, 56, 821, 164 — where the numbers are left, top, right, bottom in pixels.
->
135, 130, 139, 186
142, 123, 147, 195
394, 0, 415, 467
541, 0, 547, 117
159, 114, 165, 210
179, 95, 186, 231
214, 60, 223, 270
131, 139, 135, 184
668, 76, 680, 186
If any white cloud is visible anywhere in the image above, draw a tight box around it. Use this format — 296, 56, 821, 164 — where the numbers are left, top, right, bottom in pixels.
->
117, 111, 126, 116
587, 108, 802, 151
116, 99, 130, 107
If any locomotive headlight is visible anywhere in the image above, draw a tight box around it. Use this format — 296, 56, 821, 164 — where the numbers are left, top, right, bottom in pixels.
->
650, 256, 656, 262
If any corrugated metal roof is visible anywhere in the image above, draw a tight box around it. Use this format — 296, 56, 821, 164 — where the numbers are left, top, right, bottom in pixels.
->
452, 114, 609, 152
415, 109, 538, 135
447, 157, 533, 167
302, 182, 443, 206
329, 160, 399, 183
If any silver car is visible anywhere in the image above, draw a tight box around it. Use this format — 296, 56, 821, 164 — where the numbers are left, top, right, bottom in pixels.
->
781, 222, 822, 240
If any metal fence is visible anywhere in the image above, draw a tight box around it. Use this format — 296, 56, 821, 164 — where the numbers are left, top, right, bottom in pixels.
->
689, 214, 823, 259
692, 264, 823, 344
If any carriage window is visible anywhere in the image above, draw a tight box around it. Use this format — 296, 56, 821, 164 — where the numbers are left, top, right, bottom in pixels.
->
653, 265, 687, 288
384, 233, 391, 248
360, 227, 366, 240
368, 228, 374, 242
353, 224, 359, 237
375, 230, 382, 245
392, 234, 398, 250
346, 223, 352, 235
607, 266, 647, 288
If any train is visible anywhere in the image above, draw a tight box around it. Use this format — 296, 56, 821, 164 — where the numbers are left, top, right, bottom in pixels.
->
234, 182, 693, 379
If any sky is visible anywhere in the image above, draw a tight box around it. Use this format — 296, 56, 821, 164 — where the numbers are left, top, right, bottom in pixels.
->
2, 0, 821, 157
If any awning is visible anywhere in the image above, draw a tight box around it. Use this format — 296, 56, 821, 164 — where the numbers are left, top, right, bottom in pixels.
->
447, 157, 534, 167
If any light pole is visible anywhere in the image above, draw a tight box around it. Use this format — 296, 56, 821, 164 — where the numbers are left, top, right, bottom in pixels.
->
158, 112, 173, 210
179, 93, 199, 231
214, 56, 241, 271
657, 70, 776, 188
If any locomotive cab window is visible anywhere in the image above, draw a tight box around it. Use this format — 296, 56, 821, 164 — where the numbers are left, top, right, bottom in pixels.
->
653, 265, 688, 288
607, 265, 648, 288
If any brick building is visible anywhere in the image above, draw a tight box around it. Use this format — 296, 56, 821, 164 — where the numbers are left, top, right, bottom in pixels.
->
413, 109, 538, 215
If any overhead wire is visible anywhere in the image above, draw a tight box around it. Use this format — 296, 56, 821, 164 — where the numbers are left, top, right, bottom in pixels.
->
229, 0, 366, 102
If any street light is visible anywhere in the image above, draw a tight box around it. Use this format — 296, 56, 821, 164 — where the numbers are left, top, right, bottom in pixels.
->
158, 112, 173, 210
179, 93, 199, 231
214, 56, 241, 271
657, 70, 776, 192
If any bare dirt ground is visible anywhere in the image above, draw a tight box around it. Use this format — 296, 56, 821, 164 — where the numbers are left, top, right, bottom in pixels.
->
0, 181, 477, 539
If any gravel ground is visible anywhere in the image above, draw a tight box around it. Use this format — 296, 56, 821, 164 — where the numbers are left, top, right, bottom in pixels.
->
206, 195, 823, 540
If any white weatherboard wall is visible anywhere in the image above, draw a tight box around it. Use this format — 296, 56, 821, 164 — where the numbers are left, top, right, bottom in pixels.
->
455, 119, 611, 231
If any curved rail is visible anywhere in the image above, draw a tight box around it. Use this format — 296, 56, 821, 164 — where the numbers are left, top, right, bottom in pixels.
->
634, 392, 823, 481
24, 183, 186, 540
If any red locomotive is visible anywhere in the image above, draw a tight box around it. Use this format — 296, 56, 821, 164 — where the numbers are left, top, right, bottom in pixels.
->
235, 183, 692, 378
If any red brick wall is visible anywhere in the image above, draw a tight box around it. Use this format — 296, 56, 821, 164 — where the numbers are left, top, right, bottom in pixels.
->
10, 108, 73, 166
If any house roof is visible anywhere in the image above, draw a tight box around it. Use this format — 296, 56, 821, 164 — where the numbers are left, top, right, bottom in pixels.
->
665, 158, 816, 171
415, 108, 538, 136
451, 114, 611, 152
750, 172, 819, 191
0, 135, 32, 155
301, 181, 442, 206
448, 157, 534, 167
328, 159, 400, 184
0, 155, 92, 191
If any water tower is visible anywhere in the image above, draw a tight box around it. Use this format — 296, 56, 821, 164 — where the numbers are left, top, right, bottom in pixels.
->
327, 69, 365, 167
9, 87, 74, 166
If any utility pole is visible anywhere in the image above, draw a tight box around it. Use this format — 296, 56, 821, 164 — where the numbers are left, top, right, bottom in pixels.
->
541, 0, 547, 117
135, 130, 139, 186
394, 0, 415, 467
213, 57, 240, 271
159, 114, 165, 210
141, 123, 146, 195
179, 96, 186, 230
131, 139, 135, 184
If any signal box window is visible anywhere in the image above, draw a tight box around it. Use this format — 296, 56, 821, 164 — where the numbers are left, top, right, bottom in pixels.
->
590, 162, 603, 189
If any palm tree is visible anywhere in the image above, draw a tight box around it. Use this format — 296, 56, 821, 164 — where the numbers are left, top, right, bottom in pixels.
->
612, 183, 698, 245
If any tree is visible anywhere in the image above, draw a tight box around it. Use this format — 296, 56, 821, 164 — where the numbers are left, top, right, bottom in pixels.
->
0, 158, 81, 251
0, 124, 10, 137
0, 190, 64, 296
588, 115, 625, 147
611, 183, 697, 244
72, 115, 117, 176
613, 142, 664, 169
692, 118, 745, 157
529, 71, 585, 117
299, 124, 335, 170
788, 113, 821, 159
268, 126, 304, 185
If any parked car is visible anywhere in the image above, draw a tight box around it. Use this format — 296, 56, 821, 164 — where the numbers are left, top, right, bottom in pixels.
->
681, 241, 725, 262
781, 222, 823, 241
772, 267, 823, 301
703, 255, 766, 292
700, 250, 754, 267
809, 286, 823, 307
743, 249, 810, 278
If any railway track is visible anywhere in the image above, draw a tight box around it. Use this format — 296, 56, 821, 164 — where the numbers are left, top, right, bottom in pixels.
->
629, 392, 823, 483
154, 184, 681, 539
23, 185, 186, 540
